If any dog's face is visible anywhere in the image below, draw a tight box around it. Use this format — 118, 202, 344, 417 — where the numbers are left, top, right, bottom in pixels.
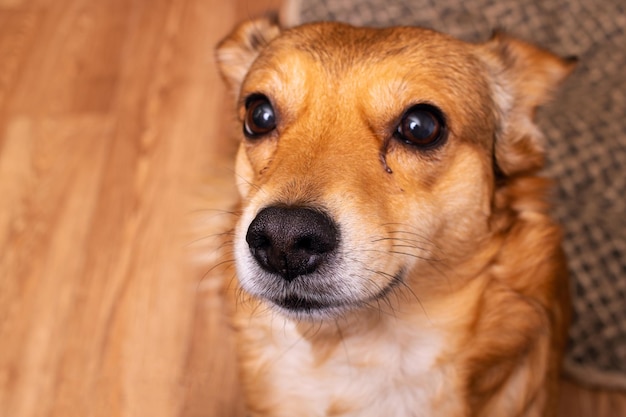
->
217, 20, 573, 320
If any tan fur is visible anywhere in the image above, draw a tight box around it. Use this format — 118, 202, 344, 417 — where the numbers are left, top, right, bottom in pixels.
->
216, 18, 574, 417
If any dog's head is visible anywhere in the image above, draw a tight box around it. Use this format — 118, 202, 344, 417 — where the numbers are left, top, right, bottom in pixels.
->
216, 19, 574, 320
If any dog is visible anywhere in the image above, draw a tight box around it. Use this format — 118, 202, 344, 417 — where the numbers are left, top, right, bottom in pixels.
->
216, 17, 574, 417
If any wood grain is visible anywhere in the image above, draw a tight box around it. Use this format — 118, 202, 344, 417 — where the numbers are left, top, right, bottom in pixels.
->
0, 1, 624, 416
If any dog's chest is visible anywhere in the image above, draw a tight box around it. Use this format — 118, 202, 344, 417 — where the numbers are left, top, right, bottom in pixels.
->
255, 320, 462, 417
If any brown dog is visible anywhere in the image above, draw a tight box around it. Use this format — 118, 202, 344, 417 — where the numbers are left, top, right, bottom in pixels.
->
216, 17, 574, 417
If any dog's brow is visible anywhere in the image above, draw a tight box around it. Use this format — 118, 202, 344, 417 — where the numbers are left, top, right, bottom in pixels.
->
239, 54, 316, 121
367, 78, 410, 111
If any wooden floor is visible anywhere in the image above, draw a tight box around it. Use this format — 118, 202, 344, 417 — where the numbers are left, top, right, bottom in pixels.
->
0, 0, 624, 416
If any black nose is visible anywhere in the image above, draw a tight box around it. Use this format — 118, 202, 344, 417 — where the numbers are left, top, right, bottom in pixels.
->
246, 206, 339, 282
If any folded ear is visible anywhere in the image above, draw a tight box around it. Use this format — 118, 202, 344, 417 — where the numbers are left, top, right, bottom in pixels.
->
480, 32, 576, 176
216, 17, 282, 93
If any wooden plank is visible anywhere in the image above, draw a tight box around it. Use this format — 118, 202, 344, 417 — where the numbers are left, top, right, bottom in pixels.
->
0, 115, 114, 417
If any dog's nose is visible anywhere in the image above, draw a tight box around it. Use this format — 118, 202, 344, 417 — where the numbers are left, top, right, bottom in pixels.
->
246, 206, 339, 282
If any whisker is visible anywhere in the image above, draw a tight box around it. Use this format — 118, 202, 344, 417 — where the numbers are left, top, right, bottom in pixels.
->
363, 267, 427, 318
188, 207, 242, 216
379, 223, 443, 251
201, 258, 236, 282
185, 230, 235, 247
390, 243, 433, 252
370, 235, 434, 246
390, 250, 441, 262
356, 248, 441, 263
232, 166, 267, 196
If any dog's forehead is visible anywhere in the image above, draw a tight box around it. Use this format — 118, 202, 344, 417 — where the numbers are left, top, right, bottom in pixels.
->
253, 23, 484, 82
277, 22, 466, 63
251, 24, 485, 94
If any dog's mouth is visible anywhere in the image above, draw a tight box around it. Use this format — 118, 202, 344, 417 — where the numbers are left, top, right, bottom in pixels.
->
273, 295, 336, 312
266, 269, 405, 317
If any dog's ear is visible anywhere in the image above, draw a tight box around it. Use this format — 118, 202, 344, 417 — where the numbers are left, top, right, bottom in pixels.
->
216, 17, 282, 93
481, 32, 576, 176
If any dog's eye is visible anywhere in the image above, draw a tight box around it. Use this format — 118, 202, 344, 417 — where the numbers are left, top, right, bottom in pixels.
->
395, 104, 446, 148
244, 95, 276, 138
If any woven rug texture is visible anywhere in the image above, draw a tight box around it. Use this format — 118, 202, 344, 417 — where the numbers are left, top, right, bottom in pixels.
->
285, 0, 626, 390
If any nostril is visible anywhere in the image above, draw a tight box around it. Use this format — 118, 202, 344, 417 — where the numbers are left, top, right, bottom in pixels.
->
248, 232, 271, 251
294, 234, 335, 254
294, 236, 316, 252
245, 206, 339, 281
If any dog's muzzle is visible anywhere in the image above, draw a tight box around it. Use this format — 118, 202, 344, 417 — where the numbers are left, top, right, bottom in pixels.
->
239, 204, 407, 317
245, 205, 339, 282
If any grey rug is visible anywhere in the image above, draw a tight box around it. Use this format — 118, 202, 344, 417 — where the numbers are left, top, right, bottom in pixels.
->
285, 0, 626, 390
